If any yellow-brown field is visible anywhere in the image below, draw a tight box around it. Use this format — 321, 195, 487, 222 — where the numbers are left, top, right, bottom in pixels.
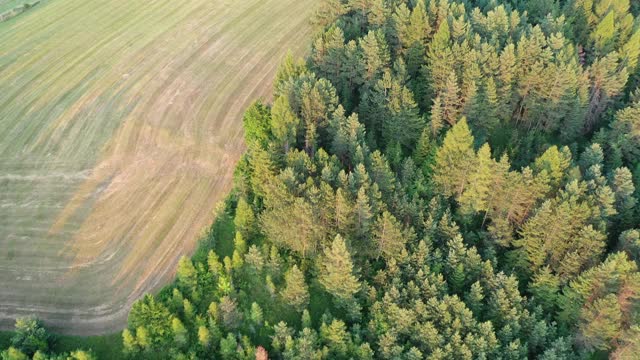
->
0, 0, 313, 334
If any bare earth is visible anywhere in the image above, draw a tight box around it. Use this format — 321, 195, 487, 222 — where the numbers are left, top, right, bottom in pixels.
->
0, 0, 314, 334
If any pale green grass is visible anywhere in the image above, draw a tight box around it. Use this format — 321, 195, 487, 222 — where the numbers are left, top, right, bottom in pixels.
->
0, 0, 315, 335
0, 0, 29, 13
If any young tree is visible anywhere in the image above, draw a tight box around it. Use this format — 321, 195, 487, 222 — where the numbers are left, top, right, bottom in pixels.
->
459, 143, 494, 214
319, 235, 361, 306
271, 96, 300, 152
122, 329, 138, 354
611, 167, 637, 227
198, 326, 211, 348
433, 117, 477, 198
10, 317, 49, 356
242, 100, 271, 149
234, 197, 256, 238
171, 317, 188, 348
281, 265, 310, 312
176, 256, 198, 295
0, 347, 28, 360
373, 211, 408, 261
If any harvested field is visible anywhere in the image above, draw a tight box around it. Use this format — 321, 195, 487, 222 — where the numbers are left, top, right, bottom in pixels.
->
0, 0, 314, 334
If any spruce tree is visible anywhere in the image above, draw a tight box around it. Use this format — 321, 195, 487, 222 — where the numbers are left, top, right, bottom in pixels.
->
319, 235, 361, 306
271, 96, 300, 152
373, 211, 407, 261
459, 143, 494, 214
433, 117, 477, 198
281, 265, 310, 312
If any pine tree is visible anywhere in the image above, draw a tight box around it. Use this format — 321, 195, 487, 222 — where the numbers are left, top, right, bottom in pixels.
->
532, 146, 572, 191
465, 281, 485, 316
320, 319, 350, 356
319, 235, 361, 305
281, 265, 310, 312
426, 20, 453, 102
414, 126, 435, 169
459, 143, 494, 214
354, 186, 373, 243
382, 77, 424, 150
271, 96, 300, 152
612, 167, 637, 227
198, 326, 211, 348
591, 11, 616, 55
176, 256, 197, 296
122, 329, 138, 354
302, 309, 312, 329
219, 296, 241, 330
529, 267, 560, 313
433, 117, 477, 198
334, 188, 354, 236
234, 197, 255, 238
579, 143, 604, 172
359, 30, 390, 82
610, 100, 640, 165
618, 229, 640, 260
579, 294, 622, 351
559, 252, 640, 355
373, 211, 407, 261
429, 95, 444, 137
171, 317, 188, 348
441, 70, 461, 125
392, 2, 430, 54
250, 302, 264, 326
274, 51, 306, 97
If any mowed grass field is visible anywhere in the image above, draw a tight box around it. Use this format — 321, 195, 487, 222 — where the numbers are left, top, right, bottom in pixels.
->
0, 0, 314, 334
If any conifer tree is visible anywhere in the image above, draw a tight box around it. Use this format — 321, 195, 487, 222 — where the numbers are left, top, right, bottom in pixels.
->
532, 146, 572, 191
271, 96, 300, 152
373, 211, 407, 261
171, 317, 188, 348
610, 100, 640, 165
354, 186, 373, 242
198, 326, 211, 348
122, 329, 138, 354
433, 117, 477, 198
359, 30, 390, 82
250, 302, 264, 327
611, 166, 637, 227
559, 252, 640, 354
242, 101, 271, 149
529, 266, 560, 313
459, 143, 494, 214
429, 95, 444, 137
426, 20, 453, 102
314, 0, 348, 27
234, 197, 255, 239
281, 265, 310, 312
441, 70, 461, 125
319, 235, 361, 306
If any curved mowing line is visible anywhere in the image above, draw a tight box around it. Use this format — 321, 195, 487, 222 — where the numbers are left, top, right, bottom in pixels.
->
0, 0, 316, 334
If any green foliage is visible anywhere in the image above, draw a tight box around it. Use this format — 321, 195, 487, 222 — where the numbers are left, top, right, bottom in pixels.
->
280, 265, 310, 312
10, 317, 49, 356
319, 235, 361, 307
105, 1, 640, 359
433, 117, 476, 197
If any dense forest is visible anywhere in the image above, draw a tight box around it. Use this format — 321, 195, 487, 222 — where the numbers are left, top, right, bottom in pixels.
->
4, 0, 640, 358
